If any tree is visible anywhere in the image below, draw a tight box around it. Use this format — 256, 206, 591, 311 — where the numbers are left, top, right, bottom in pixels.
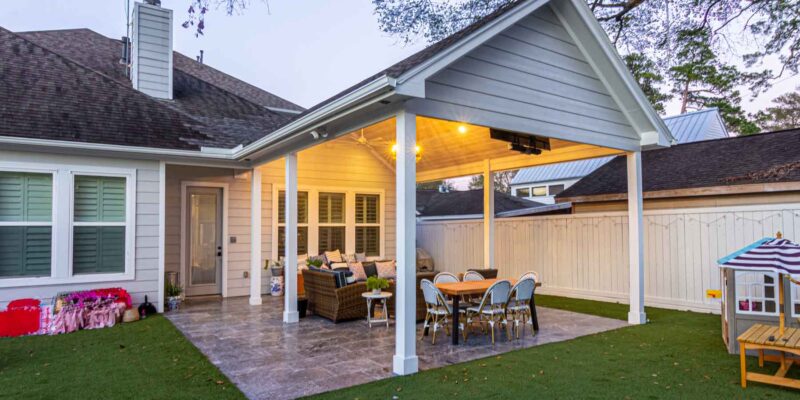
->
754, 89, 800, 131
182, 0, 261, 36
468, 171, 517, 193
668, 28, 760, 135
624, 53, 670, 113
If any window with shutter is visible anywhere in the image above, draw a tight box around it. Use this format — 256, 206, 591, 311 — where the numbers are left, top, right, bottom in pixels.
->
0, 171, 53, 278
355, 194, 380, 256
72, 175, 127, 274
277, 191, 309, 257
319, 193, 345, 252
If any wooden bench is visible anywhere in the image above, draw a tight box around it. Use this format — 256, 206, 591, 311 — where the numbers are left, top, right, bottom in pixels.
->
738, 323, 800, 389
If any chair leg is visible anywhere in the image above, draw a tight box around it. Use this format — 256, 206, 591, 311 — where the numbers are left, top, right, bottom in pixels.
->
489, 320, 495, 344
432, 313, 438, 345
420, 311, 430, 341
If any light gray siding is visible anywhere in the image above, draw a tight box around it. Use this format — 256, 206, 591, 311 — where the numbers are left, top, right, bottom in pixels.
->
0, 150, 160, 308
131, 3, 172, 99
425, 5, 638, 147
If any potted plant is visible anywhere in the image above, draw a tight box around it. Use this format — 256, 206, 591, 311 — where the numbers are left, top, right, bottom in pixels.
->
306, 258, 323, 268
366, 276, 389, 295
165, 282, 183, 311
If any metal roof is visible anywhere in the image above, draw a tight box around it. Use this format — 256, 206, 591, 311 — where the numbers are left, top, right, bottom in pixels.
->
511, 109, 729, 186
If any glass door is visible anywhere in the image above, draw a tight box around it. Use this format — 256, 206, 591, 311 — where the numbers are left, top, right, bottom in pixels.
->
185, 187, 223, 296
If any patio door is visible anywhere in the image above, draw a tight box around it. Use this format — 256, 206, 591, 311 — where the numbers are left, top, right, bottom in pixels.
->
185, 187, 223, 297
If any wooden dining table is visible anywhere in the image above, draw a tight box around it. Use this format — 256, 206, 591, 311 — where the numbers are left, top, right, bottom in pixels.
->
435, 278, 541, 345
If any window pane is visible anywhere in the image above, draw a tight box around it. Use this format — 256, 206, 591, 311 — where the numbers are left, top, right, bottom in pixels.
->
356, 226, 380, 256
73, 226, 125, 274
356, 194, 379, 224
319, 226, 345, 253
549, 184, 565, 196
278, 191, 308, 224
278, 226, 308, 256
516, 188, 530, 197
74, 176, 126, 222
532, 186, 547, 196
319, 193, 345, 224
0, 226, 51, 277
0, 172, 52, 222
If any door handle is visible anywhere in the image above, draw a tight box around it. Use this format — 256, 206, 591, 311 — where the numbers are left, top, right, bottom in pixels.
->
217, 251, 222, 257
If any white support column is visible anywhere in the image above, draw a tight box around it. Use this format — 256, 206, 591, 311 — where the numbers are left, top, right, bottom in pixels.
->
283, 153, 300, 323
483, 159, 495, 269
249, 167, 263, 306
157, 161, 166, 313
626, 151, 646, 324
393, 109, 419, 376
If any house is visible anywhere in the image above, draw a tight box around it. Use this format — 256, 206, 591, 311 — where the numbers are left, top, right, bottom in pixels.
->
416, 189, 548, 220
0, 0, 673, 376
510, 108, 730, 203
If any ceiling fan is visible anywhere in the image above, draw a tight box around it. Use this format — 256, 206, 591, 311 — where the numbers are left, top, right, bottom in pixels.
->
349, 129, 390, 150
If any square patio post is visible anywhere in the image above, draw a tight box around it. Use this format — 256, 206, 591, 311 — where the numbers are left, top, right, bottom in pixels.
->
249, 167, 263, 306
483, 159, 494, 269
627, 151, 646, 324
284, 153, 299, 323
393, 109, 419, 375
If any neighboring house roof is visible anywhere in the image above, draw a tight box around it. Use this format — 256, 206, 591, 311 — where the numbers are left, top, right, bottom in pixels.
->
511, 109, 729, 186
2, 28, 301, 150
416, 189, 545, 217
557, 128, 800, 201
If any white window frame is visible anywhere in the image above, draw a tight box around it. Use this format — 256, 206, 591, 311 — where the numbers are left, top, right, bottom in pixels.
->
734, 271, 779, 316
791, 281, 800, 318
0, 162, 136, 288
276, 189, 309, 257
272, 186, 385, 259
317, 191, 347, 253
354, 193, 382, 257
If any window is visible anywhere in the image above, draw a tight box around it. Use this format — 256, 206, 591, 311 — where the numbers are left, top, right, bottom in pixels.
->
278, 191, 308, 256
735, 271, 778, 315
318, 192, 345, 252
792, 283, 800, 318
0, 172, 53, 277
72, 175, 127, 274
532, 186, 547, 196
355, 194, 380, 256
549, 184, 565, 196
516, 188, 530, 198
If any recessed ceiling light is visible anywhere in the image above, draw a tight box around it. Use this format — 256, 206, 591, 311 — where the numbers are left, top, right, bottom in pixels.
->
457, 125, 467, 134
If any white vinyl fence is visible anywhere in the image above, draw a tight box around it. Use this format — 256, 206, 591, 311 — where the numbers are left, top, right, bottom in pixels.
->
417, 203, 800, 313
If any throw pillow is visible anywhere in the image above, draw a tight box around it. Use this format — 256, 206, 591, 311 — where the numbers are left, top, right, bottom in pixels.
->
376, 260, 396, 280
362, 262, 378, 278
324, 250, 343, 264
355, 252, 367, 262
330, 262, 349, 270
349, 262, 367, 281
343, 253, 357, 264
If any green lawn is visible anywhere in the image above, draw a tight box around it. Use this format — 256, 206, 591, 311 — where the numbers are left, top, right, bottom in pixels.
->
309, 295, 800, 399
0, 315, 245, 400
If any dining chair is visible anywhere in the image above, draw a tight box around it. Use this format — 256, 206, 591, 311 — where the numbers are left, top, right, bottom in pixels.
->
519, 271, 539, 283
463, 270, 485, 281
465, 279, 511, 344
420, 279, 464, 344
507, 278, 536, 339
433, 272, 460, 285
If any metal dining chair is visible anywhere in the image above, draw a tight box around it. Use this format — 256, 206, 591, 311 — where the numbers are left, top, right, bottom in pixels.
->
420, 279, 464, 344
465, 279, 512, 344
519, 271, 539, 283
507, 278, 536, 338
433, 272, 460, 285
463, 270, 485, 281
518, 271, 540, 331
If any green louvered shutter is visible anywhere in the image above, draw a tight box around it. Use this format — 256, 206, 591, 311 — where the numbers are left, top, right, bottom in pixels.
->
0, 172, 53, 277
73, 176, 126, 274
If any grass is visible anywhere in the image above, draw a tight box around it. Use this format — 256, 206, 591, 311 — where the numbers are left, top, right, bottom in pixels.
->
0, 315, 245, 400
309, 295, 800, 399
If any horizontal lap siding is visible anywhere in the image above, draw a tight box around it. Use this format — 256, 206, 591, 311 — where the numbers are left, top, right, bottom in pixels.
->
417, 203, 800, 313
0, 151, 159, 308
425, 6, 637, 144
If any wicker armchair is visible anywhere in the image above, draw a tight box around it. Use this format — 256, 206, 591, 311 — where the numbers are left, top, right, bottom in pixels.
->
302, 269, 368, 323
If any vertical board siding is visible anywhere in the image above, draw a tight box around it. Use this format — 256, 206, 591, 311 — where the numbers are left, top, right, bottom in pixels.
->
417, 204, 800, 313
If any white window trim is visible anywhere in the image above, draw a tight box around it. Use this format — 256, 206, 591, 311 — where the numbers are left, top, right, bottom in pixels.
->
354, 193, 382, 257
0, 162, 137, 288
792, 282, 800, 318
272, 186, 385, 260
734, 271, 779, 317
275, 189, 310, 257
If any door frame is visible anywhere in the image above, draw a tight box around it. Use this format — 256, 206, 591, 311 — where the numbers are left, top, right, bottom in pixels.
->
180, 181, 229, 297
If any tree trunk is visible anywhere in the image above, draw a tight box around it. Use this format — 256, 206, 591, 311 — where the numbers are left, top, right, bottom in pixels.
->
680, 81, 690, 114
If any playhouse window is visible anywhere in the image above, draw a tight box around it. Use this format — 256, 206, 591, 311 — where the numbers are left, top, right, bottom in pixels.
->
734, 271, 778, 316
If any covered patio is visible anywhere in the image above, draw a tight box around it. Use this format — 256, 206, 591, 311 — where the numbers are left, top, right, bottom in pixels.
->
168, 296, 627, 400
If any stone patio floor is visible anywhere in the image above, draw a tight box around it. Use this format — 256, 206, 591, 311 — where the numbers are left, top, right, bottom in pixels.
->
167, 295, 627, 400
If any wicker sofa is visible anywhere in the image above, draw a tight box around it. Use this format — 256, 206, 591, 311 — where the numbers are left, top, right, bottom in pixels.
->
302, 269, 435, 323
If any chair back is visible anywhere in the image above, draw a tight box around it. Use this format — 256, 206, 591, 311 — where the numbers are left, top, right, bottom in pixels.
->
519, 271, 539, 284
476, 280, 511, 310
463, 270, 485, 281
510, 278, 535, 302
434, 272, 460, 284
421, 279, 451, 313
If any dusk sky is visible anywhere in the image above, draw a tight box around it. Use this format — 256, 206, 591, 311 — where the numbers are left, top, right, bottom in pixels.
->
3, 0, 797, 116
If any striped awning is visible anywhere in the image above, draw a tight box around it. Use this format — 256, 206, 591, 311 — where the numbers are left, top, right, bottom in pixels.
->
718, 237, 800, 276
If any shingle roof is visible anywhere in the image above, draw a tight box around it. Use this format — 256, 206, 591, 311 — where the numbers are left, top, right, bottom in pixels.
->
417, 189, 544, 217
4, 28, 300, 150
511, 109, 729, 186
556, 129, 800, 200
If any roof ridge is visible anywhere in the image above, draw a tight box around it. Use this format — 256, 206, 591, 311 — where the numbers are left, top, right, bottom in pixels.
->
659, 128, 799, 149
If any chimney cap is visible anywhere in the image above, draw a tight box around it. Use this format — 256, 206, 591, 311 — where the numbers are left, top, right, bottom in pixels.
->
144, 0, 161, 6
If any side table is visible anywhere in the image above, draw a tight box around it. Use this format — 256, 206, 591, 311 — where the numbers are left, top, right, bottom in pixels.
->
361, 291, 393, 328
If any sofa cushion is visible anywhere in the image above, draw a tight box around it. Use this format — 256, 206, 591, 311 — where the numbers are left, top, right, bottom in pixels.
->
324, 250, 343, 264
349, 262, 367, 281
376, 260, 396, 280
362, 262, 378, 278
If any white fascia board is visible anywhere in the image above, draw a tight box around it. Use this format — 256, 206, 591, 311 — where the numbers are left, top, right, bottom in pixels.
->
266, 107, 304, 115
200, 144, 243, 154
234, 75, 397, 159
394, 0, 550, 97
417, 214, 483, 221
554, 0, 674, 148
